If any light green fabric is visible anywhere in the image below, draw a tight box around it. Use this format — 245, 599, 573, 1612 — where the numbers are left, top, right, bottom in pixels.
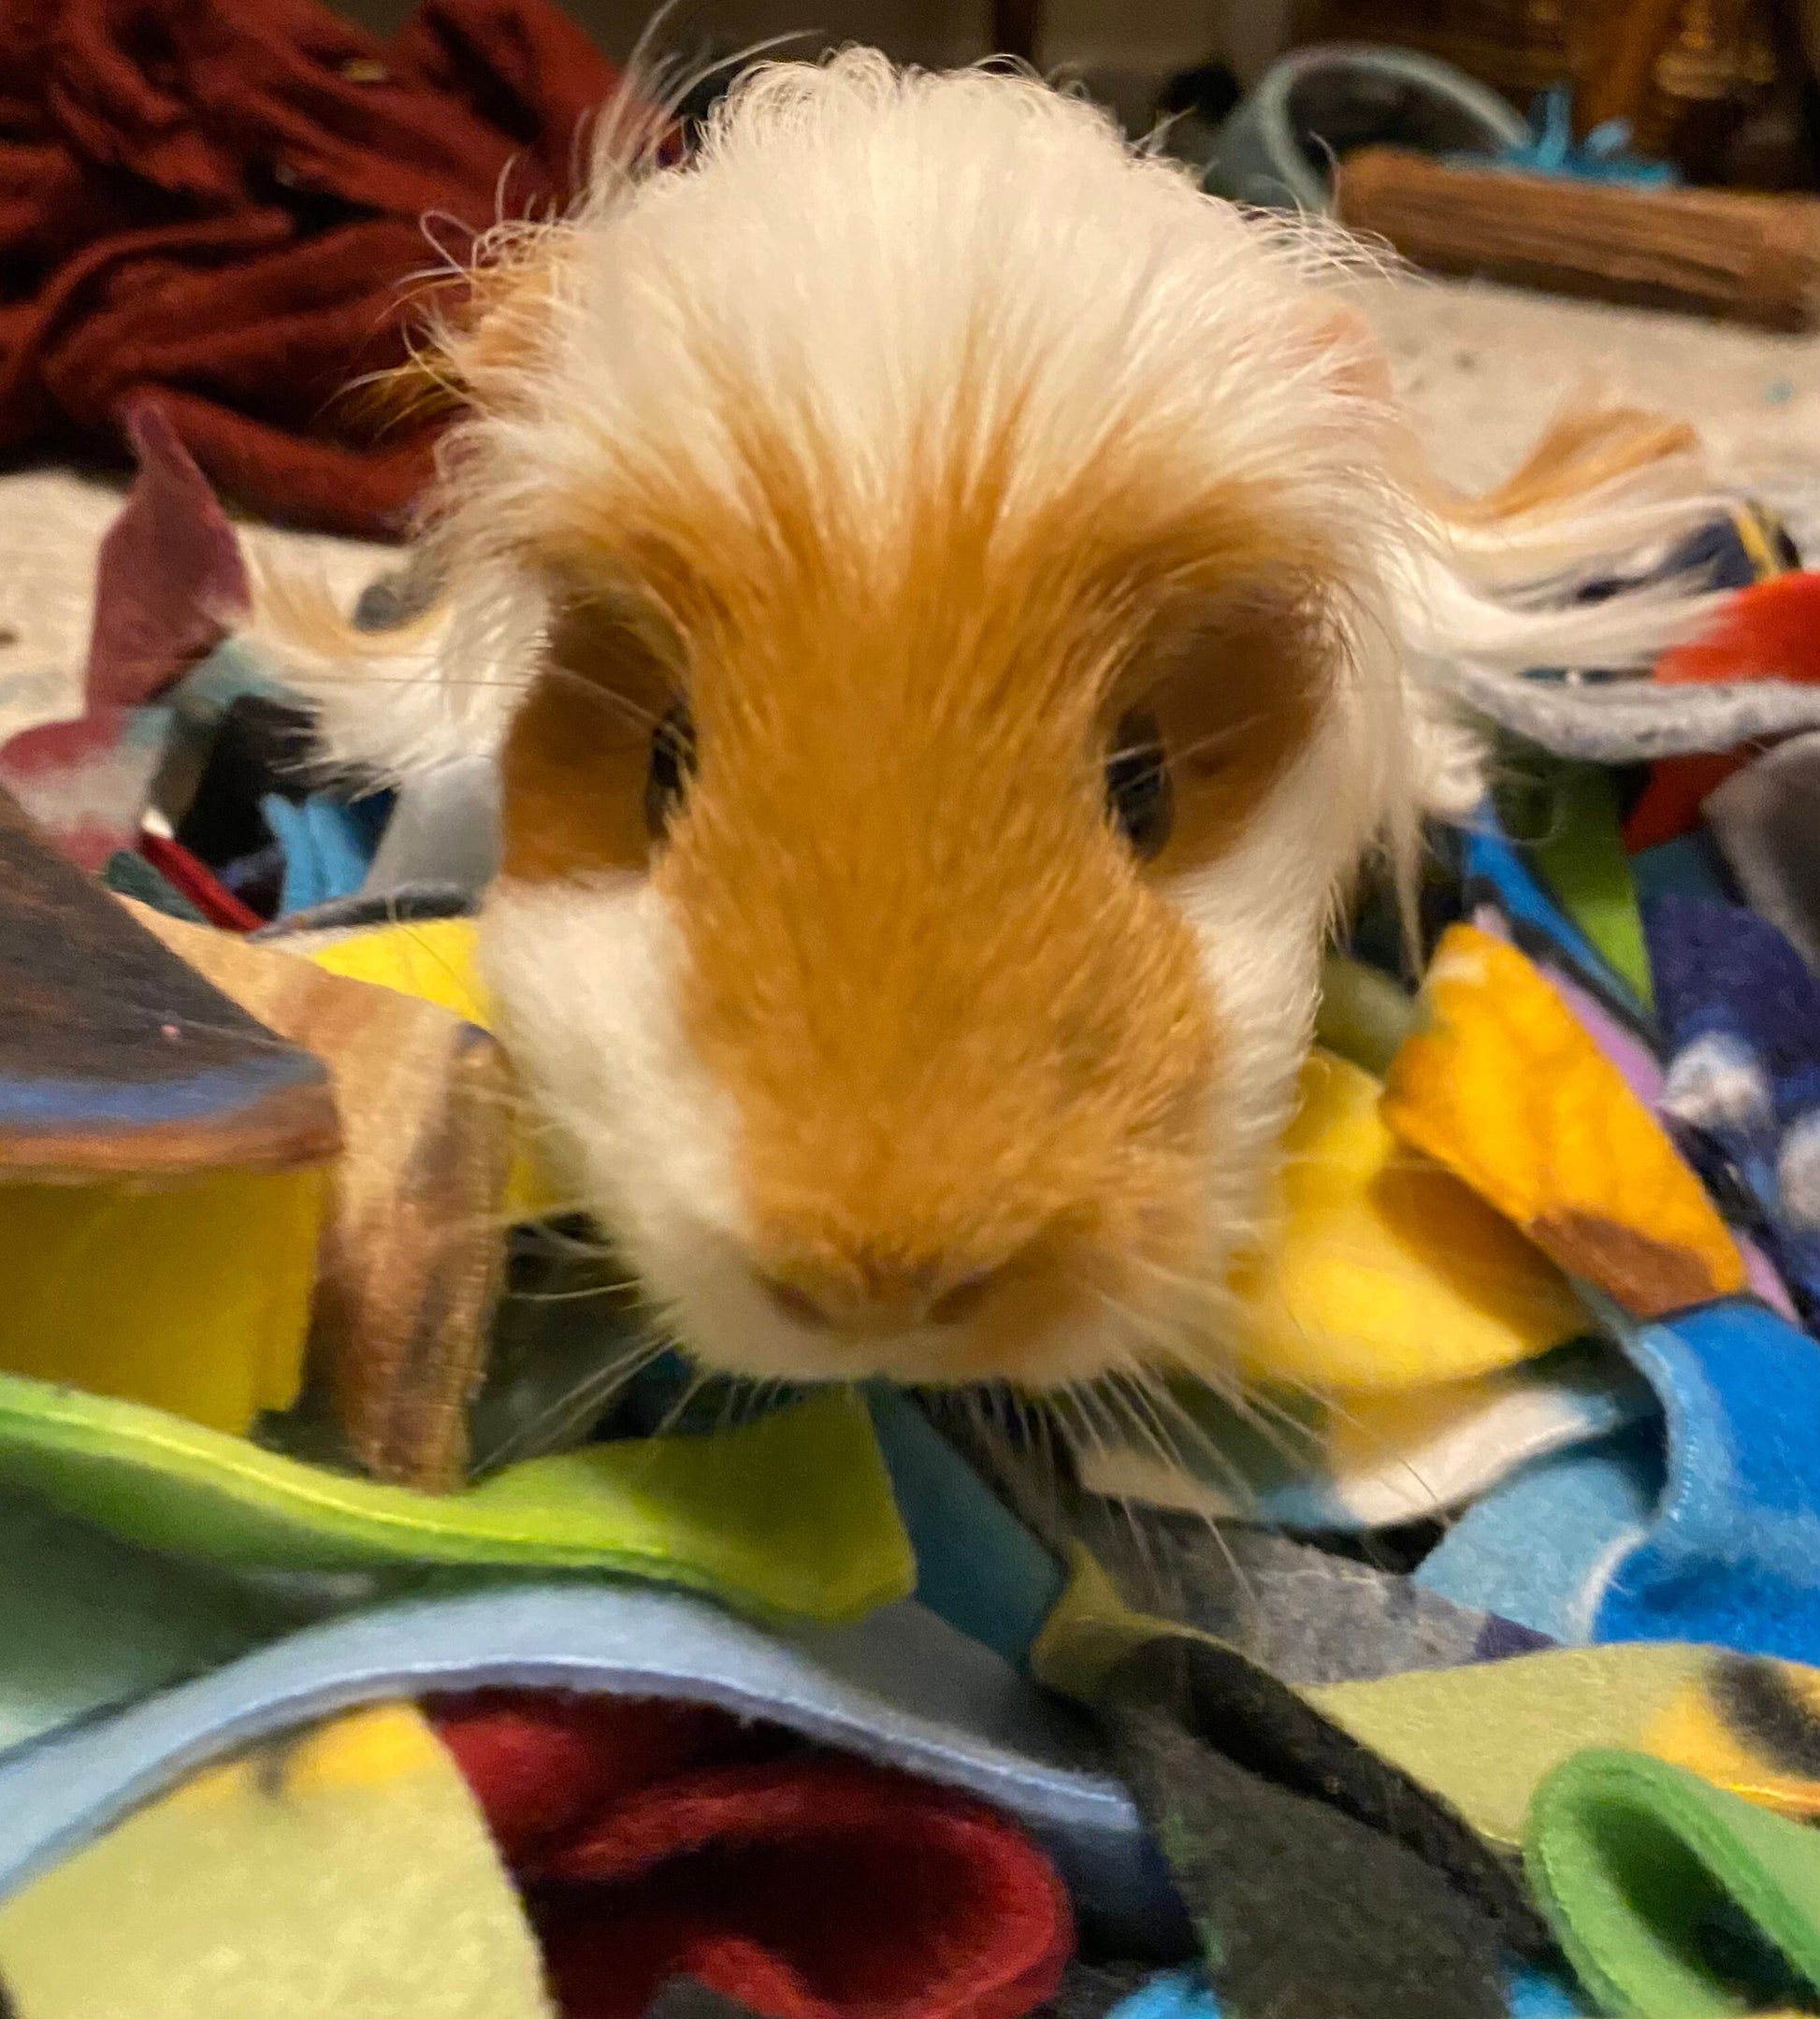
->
1526, 1748, 1820, 2016
1307, 1646, 1713, 1849
0, 1377, 913, 1623
1510, 756, 1654, 1011
1315, 954, 1419, 1076
0, 1702, 554, 2019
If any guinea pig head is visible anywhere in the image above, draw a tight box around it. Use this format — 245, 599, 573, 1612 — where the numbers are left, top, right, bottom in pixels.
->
482, 428, 1410, 1392
443, 61, 1423, 1392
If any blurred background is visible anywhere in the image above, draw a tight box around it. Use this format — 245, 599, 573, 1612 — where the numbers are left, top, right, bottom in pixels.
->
329, 0, 1820, 193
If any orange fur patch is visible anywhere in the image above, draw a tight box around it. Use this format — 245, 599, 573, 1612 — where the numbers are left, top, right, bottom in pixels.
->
1119, 598, 1323, 872
1431, 402, 1700, 526
498, 598, 685, 881
342, 237, 575, 440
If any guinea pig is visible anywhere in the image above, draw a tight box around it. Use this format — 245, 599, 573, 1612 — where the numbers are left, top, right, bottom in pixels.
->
253, 50, 1722, 1402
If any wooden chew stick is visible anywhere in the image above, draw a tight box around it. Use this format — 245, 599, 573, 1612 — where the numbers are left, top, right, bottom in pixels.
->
125, 901, 513, 1492
1334, 147, 1820, 332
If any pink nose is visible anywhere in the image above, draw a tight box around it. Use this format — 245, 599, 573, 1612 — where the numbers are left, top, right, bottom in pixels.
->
756, 1253, 1009, 1334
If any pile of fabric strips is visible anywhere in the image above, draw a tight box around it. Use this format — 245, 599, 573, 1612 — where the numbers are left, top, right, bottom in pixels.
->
10, 5, 1820, 2008
6, 421, 1820, 2019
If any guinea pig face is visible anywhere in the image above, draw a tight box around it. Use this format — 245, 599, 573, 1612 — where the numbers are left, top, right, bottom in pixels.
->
458, 57, 1420, 1393
482, 436, 1405, 1392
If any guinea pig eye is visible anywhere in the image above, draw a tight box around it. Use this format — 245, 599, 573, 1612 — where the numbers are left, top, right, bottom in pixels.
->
644, 701, 698, 840
1105, 708, 1172, 859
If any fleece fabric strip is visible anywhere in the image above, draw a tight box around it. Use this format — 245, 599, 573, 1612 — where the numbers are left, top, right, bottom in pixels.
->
0, 1580, 1181, 1951
1417, 1298, 1820, 1663
1308, 1642, 1820, 1852
0, 1702, 554, 2019
0, 1377, 912, 1624
1082, 1962, 1591, 2019
0, 1489, 278, 1762
1648, 892, 1820, 1312
432, 1691, 1074, 2019
1525, 1748, 1820, 2016
1032, 1549, 1551, 2019
1079, 1339, 1650, 1534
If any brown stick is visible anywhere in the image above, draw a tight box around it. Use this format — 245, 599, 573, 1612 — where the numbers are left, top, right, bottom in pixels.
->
1335, 146, 1820, 330
125, 901, 512, 1491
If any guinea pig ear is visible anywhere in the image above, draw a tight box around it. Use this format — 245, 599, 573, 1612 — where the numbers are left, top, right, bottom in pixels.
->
1291, 294, 1396, 408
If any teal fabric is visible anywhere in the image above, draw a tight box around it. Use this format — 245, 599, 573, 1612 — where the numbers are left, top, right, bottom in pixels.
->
865, 1386, 1064, 1668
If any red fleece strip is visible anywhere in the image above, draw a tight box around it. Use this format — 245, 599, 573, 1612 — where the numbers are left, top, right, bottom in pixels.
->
430, 1692, 1075, 2019
137, 831, 264, 930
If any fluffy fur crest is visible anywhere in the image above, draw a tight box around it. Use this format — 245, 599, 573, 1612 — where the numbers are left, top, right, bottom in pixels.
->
247, 53, 1726, 819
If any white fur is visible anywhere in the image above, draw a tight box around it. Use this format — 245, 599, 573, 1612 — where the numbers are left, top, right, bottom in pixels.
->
252, 51, 1729, 1389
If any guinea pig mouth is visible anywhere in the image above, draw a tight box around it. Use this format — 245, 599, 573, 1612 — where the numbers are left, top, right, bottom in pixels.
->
643, 1227, 1163, 1392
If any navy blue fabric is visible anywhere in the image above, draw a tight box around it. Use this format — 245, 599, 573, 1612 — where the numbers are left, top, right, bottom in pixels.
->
1647, 896, 1820, 1308
1650, 895, 1820, 1114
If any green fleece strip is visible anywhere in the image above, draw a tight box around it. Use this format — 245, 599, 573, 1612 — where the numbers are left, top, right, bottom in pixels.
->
1525, 1748, 1820, 2016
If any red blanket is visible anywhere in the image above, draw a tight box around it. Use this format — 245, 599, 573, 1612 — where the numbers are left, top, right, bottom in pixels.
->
0, 0, 620, 537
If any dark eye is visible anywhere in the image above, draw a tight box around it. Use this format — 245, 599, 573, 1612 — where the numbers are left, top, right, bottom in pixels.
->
1105, 707, 1172, 858
645, 701, 697, 839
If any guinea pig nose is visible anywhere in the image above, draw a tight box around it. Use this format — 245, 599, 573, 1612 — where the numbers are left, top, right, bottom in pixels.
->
753, 1249, 1015, 1334
926, 1268, 1001, 1326
758, 1276, 832, 1330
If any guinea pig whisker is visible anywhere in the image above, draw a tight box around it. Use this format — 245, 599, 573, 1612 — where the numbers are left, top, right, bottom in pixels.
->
294, 656, 661, 731
1260, 1369, 1452, 1510
1103, 1350, 1270, 1518
1133, 712, 1273, 773
1083, 1370, 1257, 1618
1103, 1368, 1198, 1478
1079, 1377, 1141, 1464
1004, 1390, 1066, 1509
623, 1358, 724, 1469
711, 1373, 781, 1436
475, 1332, 671, 1469
502, 1274, 643, 1305
1052, 1382, 1113, 1465
1211, 1300, 1453, 1518
1062, 1390, 1166, 1593
538, 659, 670, 729
1224, 1381, 1329, 1460
738, 1376, 790, 1427
1110, 1363, 1221, 1474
